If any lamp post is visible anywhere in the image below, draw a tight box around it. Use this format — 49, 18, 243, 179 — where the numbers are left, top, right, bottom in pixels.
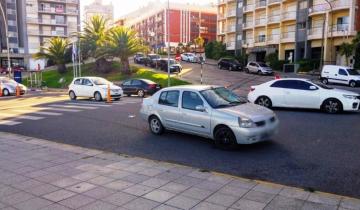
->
319, 0, 333, 70
0, 3, 12, 79
167, 0, 170, 87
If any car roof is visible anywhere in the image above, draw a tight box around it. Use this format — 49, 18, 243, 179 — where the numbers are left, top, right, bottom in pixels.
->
323, 65, 351, 69
270, 78, 311, 82
161, 85, 221, 92
74, 77, 104, 80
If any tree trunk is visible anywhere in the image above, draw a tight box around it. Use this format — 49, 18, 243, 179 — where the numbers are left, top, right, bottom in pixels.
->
95, 58, 111, 73
121, 57, 131, 75
57, 64, 67, 74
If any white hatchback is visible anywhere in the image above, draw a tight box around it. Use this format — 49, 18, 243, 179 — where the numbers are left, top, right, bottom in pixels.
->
248, 78, 360, 113
181, 53, 198, 63
68, 77, 123, 101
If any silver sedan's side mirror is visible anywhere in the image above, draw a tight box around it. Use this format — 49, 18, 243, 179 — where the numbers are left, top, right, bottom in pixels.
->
195, 105, 206, 112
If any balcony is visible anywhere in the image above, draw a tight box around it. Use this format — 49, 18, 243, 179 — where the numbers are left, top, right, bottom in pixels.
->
243, 21, 253, 29
243, 4, 254, 12
255, 35, 266, 46
242, 39, 254, 48
255, 18, 266, 26
281, 31, 295, 43
282, 11, 296, 21
27, 30, 67, 37
227, 25, 236, 33
328, 24, 354, 37
267, 34, 280, 44
309, 0, 351, 14
307, 27, 323, 40
218, 13, 226, 20
227, 10, 237, 17
268, 0, 281, 5
268, 14, 280, 24
26, 18, 67, 26
255, 1, 267, 9
226, 41, 236, 50
38, 8, 78, 15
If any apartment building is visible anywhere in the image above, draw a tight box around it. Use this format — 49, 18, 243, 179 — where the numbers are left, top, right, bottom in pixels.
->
83, 0, 113, 27
218, 0, 358, 65
121, 1, 217, 52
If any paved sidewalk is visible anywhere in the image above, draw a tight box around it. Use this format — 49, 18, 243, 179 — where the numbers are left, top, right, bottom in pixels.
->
0, 132, 359, 210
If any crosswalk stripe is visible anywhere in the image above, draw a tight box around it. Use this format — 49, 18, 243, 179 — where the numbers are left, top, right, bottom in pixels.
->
11, 109, 62, 116
66, 102, 111, 107
48, 105, 97, 110
0, 120, 22, 126
42, 107, 82, 112
0, 113, 44, 120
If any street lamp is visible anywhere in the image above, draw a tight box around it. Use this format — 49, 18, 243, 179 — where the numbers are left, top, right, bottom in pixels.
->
0, 4, 12, 79
319, 0, 333, 70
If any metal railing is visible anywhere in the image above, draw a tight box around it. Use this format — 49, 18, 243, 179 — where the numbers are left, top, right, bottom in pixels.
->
227, 10, 236, 17
255, 18, 266, 25
255, 1, 267, 8
255, 35, 266, 43
267, 34, 280, 42
268, 14, 280, 23
281, 31, 295, 39
243, 4, 254, 12
243, 21, 253, 28
268, 0, 281, 4
309, 0, 350, 13
282, 11, 296, 20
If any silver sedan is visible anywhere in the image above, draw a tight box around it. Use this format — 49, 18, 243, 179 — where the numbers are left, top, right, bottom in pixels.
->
140, 85, 279, 149
0, 77, 27, 96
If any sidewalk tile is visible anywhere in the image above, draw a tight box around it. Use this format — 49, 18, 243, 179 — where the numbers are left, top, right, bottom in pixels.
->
159, 182, 190, 194
253, 183, 284, 194
66, 182, 96, 193
35, 173, 66, 183
141, 178, 170, 188
123, 184, 154, 196
120, 174, 151, 184
51, 177, 81, 188
24, 183, 60, 196
155, 171, 183, 181
104, 170, 132, 179
195, 180, 224, 191
173, 175, 204, 186
0, 186, 20, 197
218, 185, 249, 197
123, 197, 161, 210
13, 197, 53, 210
137, 168, 164, 177
154, 204, 181, 210
264, 195, 305, 210
301, 201, 337, 210
192, 201, 227, 210
83, 186, 117, 199
228, 179, 257, 190
279, 187, 310, 200
231, 198, 267, 210
104, 180, 134, 190
243, 190, 276, 204
187, 170, 212, 179
11, 179, 43, 190
205, 192, 239, 207
307, 193, 341, 206
102, 192, 137, 206
340, 197, 360, 209
42, 189, 76, 202
77, 200, 117, 210
122, 165, 146, 173
168, 166, 195, 175
181, 187, 213, 200
143, 189, 176, 203
206, 174, 233, 185
166, 195, 201, 209
0, 191, 35, 205
59, 194, 95, 209
40, 203, 71, 210
88, 176, 115, 185
25, 170, 50, 178
72, 172, 99, 181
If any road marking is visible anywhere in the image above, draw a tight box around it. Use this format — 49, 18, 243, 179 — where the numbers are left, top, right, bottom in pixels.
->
47, 105, 97, 110
0, 120, 22, 126
66, 102, 111, 107
12, 110, 63, 116
0, 113, 44, 120
42, 107, 82, 112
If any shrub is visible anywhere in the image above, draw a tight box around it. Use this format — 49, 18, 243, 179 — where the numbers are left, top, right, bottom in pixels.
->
297, 59, 320, 72
265, 52, 288, 71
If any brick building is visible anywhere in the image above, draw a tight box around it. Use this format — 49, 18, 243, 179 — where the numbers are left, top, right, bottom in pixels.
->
120, 1, 217, 52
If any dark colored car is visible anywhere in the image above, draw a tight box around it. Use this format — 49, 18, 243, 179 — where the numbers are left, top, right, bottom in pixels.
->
158, 58, 182, 73
217, 58, 243, 71
134, 53, 145, 64
121, 79, 161, 97
143, 54, 161, 68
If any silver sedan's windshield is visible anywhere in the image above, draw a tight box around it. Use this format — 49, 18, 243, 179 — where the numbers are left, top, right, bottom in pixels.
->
200, 87, 248, 108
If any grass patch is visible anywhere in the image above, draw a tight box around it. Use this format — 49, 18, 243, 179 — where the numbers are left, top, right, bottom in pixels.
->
31, 61, 189, 88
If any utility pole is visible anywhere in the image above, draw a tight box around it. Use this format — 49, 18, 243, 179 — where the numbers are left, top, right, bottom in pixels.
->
0, 3, 12, 79
167, 0, 170, 87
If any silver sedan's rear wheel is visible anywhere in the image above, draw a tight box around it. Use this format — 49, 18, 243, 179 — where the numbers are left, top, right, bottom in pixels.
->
149, 116, 164, 135
256, 96, 272, 108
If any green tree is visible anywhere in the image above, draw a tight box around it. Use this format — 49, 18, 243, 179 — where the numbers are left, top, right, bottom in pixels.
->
108, 26, 146, 74
339, 42, 354, 66
34, 37, 70, 74
80, 15, 111, 73
205, 41, 214, 59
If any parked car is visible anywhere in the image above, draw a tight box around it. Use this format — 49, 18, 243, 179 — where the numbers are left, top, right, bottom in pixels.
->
181, 53, 198, 63
218, 58, 243, 71
246, 61, 273, 75
158, 58, 182, 73
0, 77, 27, 96
68, 77, 123, 101
248, 78, 360, 114
134, 53, 145, 64
320, 65, 360, 87
0, 67, 8, 75
140, 85, 279, 149
121, 79, 161, 97
143, 54, 161, 68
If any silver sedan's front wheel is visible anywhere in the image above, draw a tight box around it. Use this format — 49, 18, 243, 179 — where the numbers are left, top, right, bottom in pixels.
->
149, 116, 164, 135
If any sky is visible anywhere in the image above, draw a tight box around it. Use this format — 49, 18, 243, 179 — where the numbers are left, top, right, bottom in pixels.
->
80, 0, 217, 20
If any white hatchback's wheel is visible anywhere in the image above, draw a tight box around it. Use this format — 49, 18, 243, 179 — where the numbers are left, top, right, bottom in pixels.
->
149, 116, 164, 135
69, 91, 76, 100
94, 92, 102, 101
2, 88, 10, 96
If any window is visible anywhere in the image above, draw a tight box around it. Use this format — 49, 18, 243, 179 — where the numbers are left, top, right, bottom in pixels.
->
271, 80, 314, 90
159, 91, 179, 107
339, 69, 348, 76
74, 79, 81, 85
131, 80, 142, 86
82, 79, 92, 86
122, 80, 131, 86
182, 91, 204, 111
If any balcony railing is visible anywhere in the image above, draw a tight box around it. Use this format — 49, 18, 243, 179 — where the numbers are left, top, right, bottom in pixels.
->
26, 18, 66, 25
281, 31, 295, 42
243, 4, 254, 12
329, 24, 349, 33
227, 10, 236, 17
255, 1, 267, 8
255, 18, 266, 26
309, 0, 351, 14
38, 8, 78, 15
268, 0, 281, 4
282, 11, 296, 20
267, 34, 280, 43
255, 35, 266, 43
242, 39, 254, 46
243, 21, 253, 28
268, 14, 280, 23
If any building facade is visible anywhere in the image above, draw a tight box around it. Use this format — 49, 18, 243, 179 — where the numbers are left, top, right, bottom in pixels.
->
121, 2, 217, 52
218, 0, 358, 66
0, 0, 80, 70
83, 0, 113, 26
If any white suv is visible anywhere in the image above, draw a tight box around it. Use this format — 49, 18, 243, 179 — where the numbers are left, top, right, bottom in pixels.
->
68, 77, 123, 101
320, 65, 360, 87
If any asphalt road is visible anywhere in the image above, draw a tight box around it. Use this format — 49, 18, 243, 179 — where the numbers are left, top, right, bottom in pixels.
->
1, 91, 360, 198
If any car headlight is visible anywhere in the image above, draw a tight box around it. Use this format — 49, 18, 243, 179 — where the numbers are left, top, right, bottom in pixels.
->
238, 117, 254, 128
343, 95, 358, 100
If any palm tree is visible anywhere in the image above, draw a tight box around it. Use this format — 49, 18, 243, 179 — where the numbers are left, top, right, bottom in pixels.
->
108, 26, 145, 74
34, 37, 69, 74
339, 42, 354, 66
80, 15, 111, 73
